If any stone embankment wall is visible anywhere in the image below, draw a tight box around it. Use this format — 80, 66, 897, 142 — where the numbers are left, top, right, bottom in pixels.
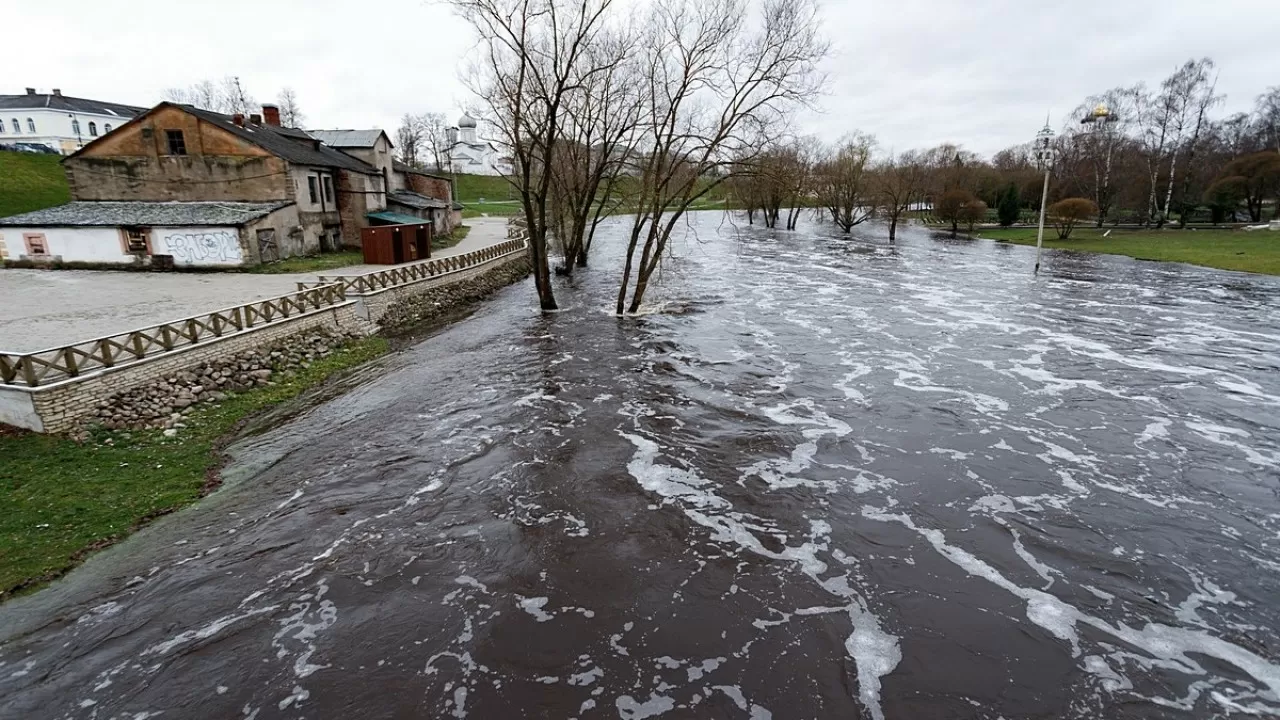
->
2, 225, 530, 434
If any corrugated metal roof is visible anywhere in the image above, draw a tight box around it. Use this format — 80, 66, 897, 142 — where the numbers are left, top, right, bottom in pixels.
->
389, 190, 448, 210
392, 160, 453, 181
0, 92, 145, 117
367, 211, 429, 225
0, 201, 293, 227
307, 129, 389, 148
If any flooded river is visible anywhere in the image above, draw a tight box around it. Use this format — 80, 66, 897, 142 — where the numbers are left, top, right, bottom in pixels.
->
3, 213, 1279, 719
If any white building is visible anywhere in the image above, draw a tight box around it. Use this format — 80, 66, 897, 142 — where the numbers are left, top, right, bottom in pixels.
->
446, 114, 511, 176
0, 88, 145, 155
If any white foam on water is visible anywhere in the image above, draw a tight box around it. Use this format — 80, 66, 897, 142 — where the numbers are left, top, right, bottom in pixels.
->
616, 693, 676, 719
516, 596, 554, 623
1186, 421, 1279, 468
622, 431, 901, 720
862, 506, 1280, 710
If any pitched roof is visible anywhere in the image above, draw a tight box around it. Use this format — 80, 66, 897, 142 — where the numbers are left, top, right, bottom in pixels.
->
389, 190, 449, 210
175, 106, 379, 174
392, 160, 453, 182
307, 129, 390, 149
0, 92, 145, 118
0, 201, 292, 227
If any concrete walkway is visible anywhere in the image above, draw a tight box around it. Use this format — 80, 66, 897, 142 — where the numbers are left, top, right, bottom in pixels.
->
0, 217, 514, 353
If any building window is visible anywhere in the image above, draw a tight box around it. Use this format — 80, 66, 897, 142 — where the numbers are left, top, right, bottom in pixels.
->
122, 228, 150, 254
165, 129, 187, 155
10, 119, 19, 134
104, 123, 112, 133
307, 176, 319, 204
24, 233, 49, 257
0, 121, 5, 134
71, 119, 81, 136
322, 175, 334, 203
26, 118, 35, 133
88, 122, 98, 137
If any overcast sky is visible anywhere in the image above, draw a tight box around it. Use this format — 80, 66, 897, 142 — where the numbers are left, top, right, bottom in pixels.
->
8, 0, 1277, 157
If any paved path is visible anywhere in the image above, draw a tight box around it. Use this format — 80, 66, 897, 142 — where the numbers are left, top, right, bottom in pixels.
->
0, 218, 511, 352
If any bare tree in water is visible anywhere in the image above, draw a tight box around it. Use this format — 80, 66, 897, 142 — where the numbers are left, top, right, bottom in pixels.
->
451, 0, 617, 311
813, 134, 876, 233
548, 29, 643, 274
872, 149, 928, 242
616, 0, 827, 314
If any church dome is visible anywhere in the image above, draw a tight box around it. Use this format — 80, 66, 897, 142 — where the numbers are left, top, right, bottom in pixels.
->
458, 114, 477, 129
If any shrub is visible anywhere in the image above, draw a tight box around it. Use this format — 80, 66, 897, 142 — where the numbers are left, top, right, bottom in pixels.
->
1047, 198, 1098, 239
997, 183, 1020, 227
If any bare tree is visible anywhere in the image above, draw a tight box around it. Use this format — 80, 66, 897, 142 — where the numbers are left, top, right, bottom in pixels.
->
873, 149, 928, 241
549, 28, 643, 272
396, 113, 423, 166
1256, 87, 1280, 154
452, 0, 617, 311
276, 87, 305, 127
812, 134, 875, 233
162, 79, 224, 112
219, 76, 257, 116
1067, 85, 1141, 226
616, 0, 827, 314
414, 112, 452, 172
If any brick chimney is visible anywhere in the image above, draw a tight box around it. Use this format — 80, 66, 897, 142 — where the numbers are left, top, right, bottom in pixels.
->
232, 113, 245, 127
261, 104, 281, 127
52, 89, 62, 97
249, 113, 262, 125
25, 88, 36, 95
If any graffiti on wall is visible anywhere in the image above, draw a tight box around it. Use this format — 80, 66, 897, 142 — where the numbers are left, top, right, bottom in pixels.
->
163, 231, 243, 265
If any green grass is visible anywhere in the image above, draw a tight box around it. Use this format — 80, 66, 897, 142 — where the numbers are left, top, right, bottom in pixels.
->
0, 336, 389, 599
976, 227, 1280, 276
0, 151, 70, 218
454, 174, 518, 204
433, 224, 471, 250
248, 250, 365, 274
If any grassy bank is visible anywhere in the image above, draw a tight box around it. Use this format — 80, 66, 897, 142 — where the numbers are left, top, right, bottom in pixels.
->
976, 227, 1280, 276
0, 151, 70, 218
0, 336, 389, 599
248, 250, 365, 274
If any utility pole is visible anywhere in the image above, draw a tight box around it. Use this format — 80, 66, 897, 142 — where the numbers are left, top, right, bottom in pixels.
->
1032, 119, 1056, 275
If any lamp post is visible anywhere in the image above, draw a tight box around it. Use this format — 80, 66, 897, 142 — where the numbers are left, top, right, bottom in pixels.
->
1032, 121, 1056, 275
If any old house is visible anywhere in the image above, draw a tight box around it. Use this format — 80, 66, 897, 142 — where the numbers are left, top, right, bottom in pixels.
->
0, 102, 386, 268
388, 161, 461, 235
308, 130, 459, 235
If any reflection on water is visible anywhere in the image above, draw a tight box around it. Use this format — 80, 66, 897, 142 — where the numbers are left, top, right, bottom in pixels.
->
2, 213, 1279, 719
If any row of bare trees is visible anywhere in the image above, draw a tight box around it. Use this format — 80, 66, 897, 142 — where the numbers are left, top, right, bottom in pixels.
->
448, 0, 827, 312
733, 58, 1280, 238
163, 78, 305, 126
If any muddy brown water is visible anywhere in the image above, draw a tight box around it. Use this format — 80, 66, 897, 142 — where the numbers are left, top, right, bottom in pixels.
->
2, 214, 1279, 719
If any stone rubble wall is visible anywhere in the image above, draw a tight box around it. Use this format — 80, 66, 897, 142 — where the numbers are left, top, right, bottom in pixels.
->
7, 240, 531, 435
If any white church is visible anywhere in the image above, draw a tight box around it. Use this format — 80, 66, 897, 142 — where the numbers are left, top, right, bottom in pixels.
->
446, 114, 511, 176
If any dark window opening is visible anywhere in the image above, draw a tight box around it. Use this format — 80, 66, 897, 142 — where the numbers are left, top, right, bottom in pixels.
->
104, 123, 113, 133
308, 176, 319, 204
88, 122, 98, 137
125, 228, 149, 254
322, 175, 334, 203
12, 118, 21, 133
165, 129, 187, 155
25, 234, 48, 256
26, 118, 35, 133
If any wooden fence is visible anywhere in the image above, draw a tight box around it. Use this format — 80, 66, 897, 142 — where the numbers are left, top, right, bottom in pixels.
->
301, 239, 527, 295
0, 284, 349, 387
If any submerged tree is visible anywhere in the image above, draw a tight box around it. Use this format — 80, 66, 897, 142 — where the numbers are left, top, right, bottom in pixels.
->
872, 150, 928, 242
615, 0, 827, 314
935, 189, 975, 234
451, 0, 617, 311
813, 134, 875, 233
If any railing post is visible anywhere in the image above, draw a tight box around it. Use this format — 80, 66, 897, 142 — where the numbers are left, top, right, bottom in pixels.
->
21, 358, 37, 387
